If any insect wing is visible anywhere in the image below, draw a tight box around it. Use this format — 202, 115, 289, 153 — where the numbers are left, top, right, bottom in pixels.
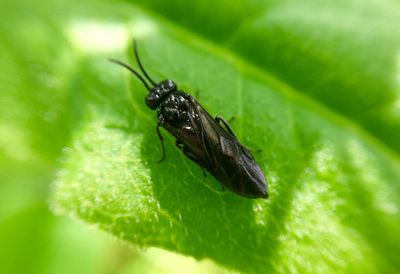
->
192, 102, 268, 198
230, 145, 268, 198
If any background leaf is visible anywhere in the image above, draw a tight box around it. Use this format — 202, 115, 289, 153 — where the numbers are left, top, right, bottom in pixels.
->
134, 0, 400, 153
0, 0, 229, 273
2, 0, 400, 273
50, 0, 400, 273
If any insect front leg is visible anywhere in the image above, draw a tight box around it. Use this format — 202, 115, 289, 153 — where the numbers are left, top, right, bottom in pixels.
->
156, 123, 166, 163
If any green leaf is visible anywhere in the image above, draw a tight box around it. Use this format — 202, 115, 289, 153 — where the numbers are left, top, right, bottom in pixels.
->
3, 0, 399, 273
135, 0, 400, 154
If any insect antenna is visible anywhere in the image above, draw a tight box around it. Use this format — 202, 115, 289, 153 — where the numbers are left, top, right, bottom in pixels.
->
108, 58, 151, 91
133, 40, 157, 86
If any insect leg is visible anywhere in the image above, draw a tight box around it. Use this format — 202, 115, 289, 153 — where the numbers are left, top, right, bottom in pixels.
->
185, 150, 208, 177
176, 140, 200, 165
156, 123, 166, 163
215, 116, 260, 154
175, 139, 184, 150
215, 115, 238, 139
176, 140, 208, 177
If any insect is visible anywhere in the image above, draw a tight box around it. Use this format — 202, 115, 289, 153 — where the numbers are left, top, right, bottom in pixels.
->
109, 41, 268, 199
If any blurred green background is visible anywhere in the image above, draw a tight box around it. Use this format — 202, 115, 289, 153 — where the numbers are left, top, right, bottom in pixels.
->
0, 0, 235, 272
1, 0, 400, 273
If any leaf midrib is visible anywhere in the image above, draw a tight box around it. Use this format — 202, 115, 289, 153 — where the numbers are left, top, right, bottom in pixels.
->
125, 2, 400, 165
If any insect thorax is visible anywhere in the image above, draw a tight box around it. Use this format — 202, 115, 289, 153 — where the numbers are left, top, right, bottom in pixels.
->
157, 91, 189, 122
157, 91, 197, 136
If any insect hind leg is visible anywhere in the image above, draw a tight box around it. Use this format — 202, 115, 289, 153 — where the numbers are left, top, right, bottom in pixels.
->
215, 115, 261, 153
215, 115, 237, 138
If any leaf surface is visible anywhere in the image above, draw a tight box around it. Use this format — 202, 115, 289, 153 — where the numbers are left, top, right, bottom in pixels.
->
3, 0, 399, 273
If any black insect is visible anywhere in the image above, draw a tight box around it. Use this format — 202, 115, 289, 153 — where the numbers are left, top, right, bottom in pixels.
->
109, 41, 268, 199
